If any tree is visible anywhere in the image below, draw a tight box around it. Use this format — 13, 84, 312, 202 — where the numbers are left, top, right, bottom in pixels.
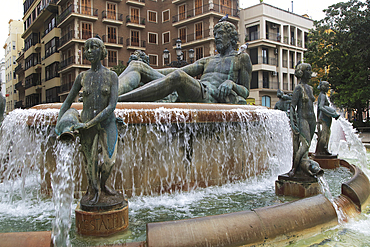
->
110, 60, 126, 76
305, 0, 370, 122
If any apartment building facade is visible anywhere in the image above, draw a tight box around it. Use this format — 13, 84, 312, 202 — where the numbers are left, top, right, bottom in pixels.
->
4, 20, 24, 113
17, 0, 239, 107
239, 3, 313, 107
0, 59, 5, 96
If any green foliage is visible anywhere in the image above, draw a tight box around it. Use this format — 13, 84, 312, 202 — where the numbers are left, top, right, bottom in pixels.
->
110, 60, 126, 76
305, 0, 370, 121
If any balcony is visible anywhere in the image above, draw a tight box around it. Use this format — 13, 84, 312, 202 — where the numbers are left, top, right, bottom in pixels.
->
15, 81, 24, 90
172, 4, 239, 26
126, 0, 145, 7
266, 32, 281, 42
126, 16, 146, 29
246, 31, 260, 42
15, 101, 24, 109
102, 11, 124, 25
102, 35, 124, 48
15, 64, 24, 74
57, 5, 98, 27
261, 80, 279, 90
25, 79, 41, 90
59, 55, 91, 73
59, 30, 98, 49
252, 57, 277, 66
60, 81, 74, 94
173, 29, 212, 47
126, 38, 146, 50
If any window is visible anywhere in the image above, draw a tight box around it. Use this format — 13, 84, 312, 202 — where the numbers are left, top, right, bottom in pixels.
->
262, 96, 271, 108
81, 22, 92, 39
130, 8, 139, 24
131, 30, 139, 46
195, 22, 203, 40
179, 5, 186, 21
195, 47, 203, 60
148, 11, 157, 23
162, 32, 170, 44
108, 50, 117, 66
149, 55, 158, 66
107, 26, 117, 43
107, 3, 116, 20
262, 48, 268, 64
13, 56, 16, 65
81, 0, 91, 15
45, 62, 59, 81
220, 0, 231, 15
162, 10, 170, 22
46, 87, 60, 103
45, 38, 59, 58
44, 16, 56, 36
148, 32, 157, 44
179, 27, 186, 43
195, 0, 202, 15
12, 41, 16, 50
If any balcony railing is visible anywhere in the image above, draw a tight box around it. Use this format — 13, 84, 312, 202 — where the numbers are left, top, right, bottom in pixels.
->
126, 38, 146, 48
58, 4, 98, 24
59, 56, 75, 70
15, 100, 24, 109
126, 0, 145, 3
261, 80, 279, 90
126, 15, 146, 25
25, 80, 41, 89
60, 81, 74, 93
15, 81, 24, 90
246, 31, 259, 42
266, 32, 281, 42
172, 4, 239, 23
102, 35, 124, 45
251, 57, 277, 66
173, 29, 211, 45
15, 64, 24, 74
60, 30, 98, 47
102, 10, 123, 21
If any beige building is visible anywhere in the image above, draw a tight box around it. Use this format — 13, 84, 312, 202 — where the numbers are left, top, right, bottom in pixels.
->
17, 0, 239, 107
3, 20, 24, 113
239, 3, 313, 107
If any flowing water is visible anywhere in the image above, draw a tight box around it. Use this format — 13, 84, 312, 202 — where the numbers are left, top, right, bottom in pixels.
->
0, 108, 368, 246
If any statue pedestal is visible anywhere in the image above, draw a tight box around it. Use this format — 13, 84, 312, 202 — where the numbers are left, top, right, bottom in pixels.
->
312, 154, 339, 169
75, 196, 129, 236
275, 173, 320, 198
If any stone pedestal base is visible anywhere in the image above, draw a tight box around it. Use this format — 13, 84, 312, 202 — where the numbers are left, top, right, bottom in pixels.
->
275, 173, 320, 198
312, 155, 339, 169
75, 200, 129, 236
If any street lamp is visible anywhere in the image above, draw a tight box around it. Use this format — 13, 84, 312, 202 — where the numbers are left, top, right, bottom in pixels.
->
163, 39, 195, 68
189, 49, 194, 63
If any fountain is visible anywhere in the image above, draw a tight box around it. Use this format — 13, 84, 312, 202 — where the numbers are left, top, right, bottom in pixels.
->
0, 101, 369, 246
0, 23, 369, 246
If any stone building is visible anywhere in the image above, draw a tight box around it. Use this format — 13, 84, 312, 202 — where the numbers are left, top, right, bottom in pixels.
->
239, 3, 313, 107
3, 20, 23, 113
17, 0, 239, 107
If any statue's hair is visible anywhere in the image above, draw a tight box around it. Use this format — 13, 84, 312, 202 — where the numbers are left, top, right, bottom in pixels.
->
84, 37, 108, 61
294, 62, 311, 79
213, 21, 239, 50
318, 80, 329, 90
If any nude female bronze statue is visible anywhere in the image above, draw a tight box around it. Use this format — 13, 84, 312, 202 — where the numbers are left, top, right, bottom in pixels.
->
315, 81, 340, 156
56, 36, 119, 205
289, 62, 322, 177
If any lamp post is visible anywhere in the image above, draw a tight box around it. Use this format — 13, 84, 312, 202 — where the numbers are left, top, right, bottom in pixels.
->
163, 39, 195, 68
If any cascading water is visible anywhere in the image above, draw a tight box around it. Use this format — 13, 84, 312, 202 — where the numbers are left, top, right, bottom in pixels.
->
51, 141, 77, 247
0, 106, 293, 245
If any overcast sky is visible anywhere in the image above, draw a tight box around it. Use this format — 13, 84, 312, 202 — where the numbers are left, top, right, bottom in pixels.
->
0, 0, 344, 57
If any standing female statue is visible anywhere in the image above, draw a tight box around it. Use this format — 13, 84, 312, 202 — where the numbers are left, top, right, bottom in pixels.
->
289, 62, 319, 177
315, 81, 340, 156
56, 36, 119, 205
